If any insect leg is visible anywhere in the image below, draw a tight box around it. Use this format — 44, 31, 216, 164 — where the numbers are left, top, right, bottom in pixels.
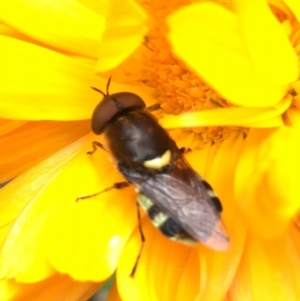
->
0, 220, 15, 230
179, 147, 191, 154
87, 141, 108, 155
294, 215, 300, 232
76, 182, 130, 202
130, 202, 145, 278
209, 98, 224, 107
147, 103, 161, 111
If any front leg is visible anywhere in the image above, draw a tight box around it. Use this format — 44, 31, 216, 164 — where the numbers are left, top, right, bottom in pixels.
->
87, 141, 109, 155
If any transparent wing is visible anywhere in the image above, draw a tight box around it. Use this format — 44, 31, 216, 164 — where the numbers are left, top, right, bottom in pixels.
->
119, 149, 229, 250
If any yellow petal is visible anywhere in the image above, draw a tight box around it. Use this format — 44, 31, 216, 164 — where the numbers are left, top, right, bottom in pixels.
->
0, 36, 98, 120
96, 0, 148, 72
234, 0, 298, 87
46, 190, 137, 282
0, 135, 92, 282
235, 127, 300, 238
160, 94, 291, 129
0, 120, 91, 182
0, 35, 156, 120
77, 0, 106, 14
167, 2, 295, 107
36, 135, 137, 282
242, 115, 284, 128
0, 274, 101, 301
0, 0, 105, 58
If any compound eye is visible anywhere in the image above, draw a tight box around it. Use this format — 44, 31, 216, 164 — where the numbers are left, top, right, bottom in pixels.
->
91, 92, 146, 134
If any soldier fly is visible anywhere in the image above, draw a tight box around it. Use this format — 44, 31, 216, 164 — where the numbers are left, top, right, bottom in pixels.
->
86, 78, 229, 274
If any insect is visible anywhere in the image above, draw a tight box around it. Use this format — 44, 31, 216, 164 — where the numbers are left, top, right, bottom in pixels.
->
87, 78, 229, 272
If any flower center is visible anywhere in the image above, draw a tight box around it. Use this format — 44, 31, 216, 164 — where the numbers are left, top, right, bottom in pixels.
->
142, 0, 232, 115
138, 0, 246, 147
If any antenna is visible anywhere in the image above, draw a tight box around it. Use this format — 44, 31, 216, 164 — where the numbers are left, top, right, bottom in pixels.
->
106, 76, 112, 95
91, 76, 112, 97
91, 87, 106, 97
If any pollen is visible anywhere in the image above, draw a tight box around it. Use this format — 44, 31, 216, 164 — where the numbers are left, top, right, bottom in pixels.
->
142, 0, 230, 115
138, 0, 243, 146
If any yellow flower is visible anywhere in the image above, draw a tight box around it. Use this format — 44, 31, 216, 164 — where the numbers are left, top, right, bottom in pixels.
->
164, 0, 300, 300
0, 0, 300, 301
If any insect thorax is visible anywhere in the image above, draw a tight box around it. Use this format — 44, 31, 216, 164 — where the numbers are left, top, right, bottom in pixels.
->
104, 110, 176, 167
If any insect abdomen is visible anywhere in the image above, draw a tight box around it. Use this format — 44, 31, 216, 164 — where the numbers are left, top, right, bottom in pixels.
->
137, 193, 196, 245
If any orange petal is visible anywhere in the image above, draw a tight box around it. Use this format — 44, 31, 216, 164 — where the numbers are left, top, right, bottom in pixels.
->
0, 120, 91, 182
285, 107, 300, 130
0, 135, 95, 282
117, 218, 200, 301
228, 234, 300, 300
0, 119, 27, 135
192, 135, 246, 300
268, 0, 293, 18
290, 218, 300, 259
106, 279, 123, 301
117, 135, 247, 301
283, 0, 300, 22
235, 127, 300, 238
